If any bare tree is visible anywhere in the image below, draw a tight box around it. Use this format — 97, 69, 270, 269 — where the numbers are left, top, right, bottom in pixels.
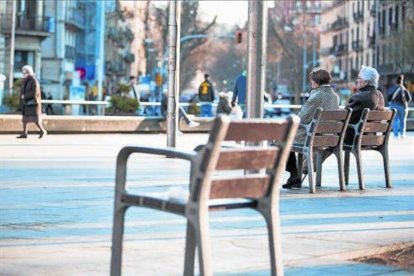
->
148, 1, 217, 90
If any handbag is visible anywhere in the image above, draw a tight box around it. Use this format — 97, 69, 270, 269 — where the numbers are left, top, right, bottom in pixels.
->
24, 98, 38, 106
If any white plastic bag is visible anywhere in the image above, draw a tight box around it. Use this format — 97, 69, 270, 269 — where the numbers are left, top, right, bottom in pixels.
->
229, 104, 243, 120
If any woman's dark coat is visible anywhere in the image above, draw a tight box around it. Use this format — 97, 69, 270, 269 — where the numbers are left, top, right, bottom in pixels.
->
20, 76, 42, 117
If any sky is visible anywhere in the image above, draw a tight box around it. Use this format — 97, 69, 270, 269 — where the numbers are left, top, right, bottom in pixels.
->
198, 1, 248, 26
151, 1, 248, 27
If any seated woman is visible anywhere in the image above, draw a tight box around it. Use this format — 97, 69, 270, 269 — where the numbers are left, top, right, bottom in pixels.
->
344, 65, 385, 144
283, 68, 340, 189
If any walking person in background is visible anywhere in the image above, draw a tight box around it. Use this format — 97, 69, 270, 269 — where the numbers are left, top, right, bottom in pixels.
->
283, 68, 340, 189
387, 74, 412, 138
198, 73, 215, 117
231, 70, 247, 114
17, 65, 47, 139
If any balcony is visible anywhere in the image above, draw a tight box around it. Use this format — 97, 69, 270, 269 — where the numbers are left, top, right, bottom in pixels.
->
331, 17, 348, 31
65, 45, 76, 60
390, 22, 398, 31
369, 6, 376, 17
319, 47, 332, 56
352, 40, 363, 52
353, 11, 364, 23
331, 44, 348, 56
0, 13, 51, 36
368, 36, 375, 48
65, 7, 85, 30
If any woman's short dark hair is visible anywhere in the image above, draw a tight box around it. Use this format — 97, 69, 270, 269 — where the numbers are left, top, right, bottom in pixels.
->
396, 74, 404, 84
309, 68, 332, 85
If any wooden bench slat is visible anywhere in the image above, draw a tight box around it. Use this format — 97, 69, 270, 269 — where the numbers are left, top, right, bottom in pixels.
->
367, 111, 393, 120
363, 122, 389, 133
313, 135, 340, 147
216, 148, 279, 170
361, 135, 385, 146
210, 175, 269, 199
225, 121, 289, 141
316, 122, 344, 133
320, 111, 349, 120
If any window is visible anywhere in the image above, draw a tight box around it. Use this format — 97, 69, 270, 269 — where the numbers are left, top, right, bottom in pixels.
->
389, 8, 393, 25
14, 50, 34, 72
367, 23, 370, 38
395, 6, 399, 28
402, 4, 406, 23
382, 45, 386, 64
366, 54, 369, 66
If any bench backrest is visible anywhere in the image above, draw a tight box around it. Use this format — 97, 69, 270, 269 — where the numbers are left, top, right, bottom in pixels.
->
354, 108, 396, 147
191, 115, 299, 202
304, 108, 352, 148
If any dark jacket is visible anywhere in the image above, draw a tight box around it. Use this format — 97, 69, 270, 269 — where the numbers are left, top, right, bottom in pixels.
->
346, 85, 385, 124
387, 84, 412, 107
295, 85, 340, 145
232, 74, 246, 105
20, 76, 42, 116
344, 85, 385, 144
198, 80, 215, 102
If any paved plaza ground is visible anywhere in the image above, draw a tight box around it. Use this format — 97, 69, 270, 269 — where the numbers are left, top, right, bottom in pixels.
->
0, 132, 413, 275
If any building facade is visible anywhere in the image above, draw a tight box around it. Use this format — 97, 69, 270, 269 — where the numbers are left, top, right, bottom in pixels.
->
0, 0, 50, 96
320, 0, 413, 91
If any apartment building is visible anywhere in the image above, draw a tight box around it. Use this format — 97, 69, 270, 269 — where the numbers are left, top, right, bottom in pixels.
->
0, 0, 50, 96
320, 0, 413, 90
41, 0, 107, 106
376, 1, 413, 85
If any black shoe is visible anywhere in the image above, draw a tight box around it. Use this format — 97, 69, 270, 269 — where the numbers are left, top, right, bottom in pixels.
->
39, 131, 47, 139
282, 177, 302, 189
16, 134, 27, 139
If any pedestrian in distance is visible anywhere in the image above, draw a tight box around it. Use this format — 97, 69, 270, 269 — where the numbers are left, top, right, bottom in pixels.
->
283, 68, 340, 189
17, 65, 47, 139
198, 73, 215, 117
344, 65, 385, 144
231, 70, 247, 114
387, 74, 412, 138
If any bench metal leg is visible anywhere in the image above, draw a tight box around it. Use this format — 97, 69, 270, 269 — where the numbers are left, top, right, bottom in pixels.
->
381, 148, 392, 188
353, 149, 365, 190
196, 208, 212, 276
344, 151, 350, 185
307, 149, 316, 193
184, 221, 197, 276
335, 149, 346, 191
111, 205, 127, 276
262, 205, 284, 276
297, 153, 303, 180
316, 152, 322, 188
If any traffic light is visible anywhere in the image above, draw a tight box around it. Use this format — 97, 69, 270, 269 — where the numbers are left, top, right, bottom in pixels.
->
236, 31, 242, 43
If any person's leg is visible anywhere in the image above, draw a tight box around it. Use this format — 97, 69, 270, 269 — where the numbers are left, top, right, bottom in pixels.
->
391, 104, 400, 137
179, 107, 200, 128
283, 152, 302, 188
399, 105, 408, 138
286, 152, 298, 177
179, 107, 191, 124
17, 121, 28, 138
35, 118, 47, 138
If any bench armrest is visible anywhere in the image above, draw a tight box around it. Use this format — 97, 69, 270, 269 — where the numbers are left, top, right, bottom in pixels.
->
115, 146, 198, 190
